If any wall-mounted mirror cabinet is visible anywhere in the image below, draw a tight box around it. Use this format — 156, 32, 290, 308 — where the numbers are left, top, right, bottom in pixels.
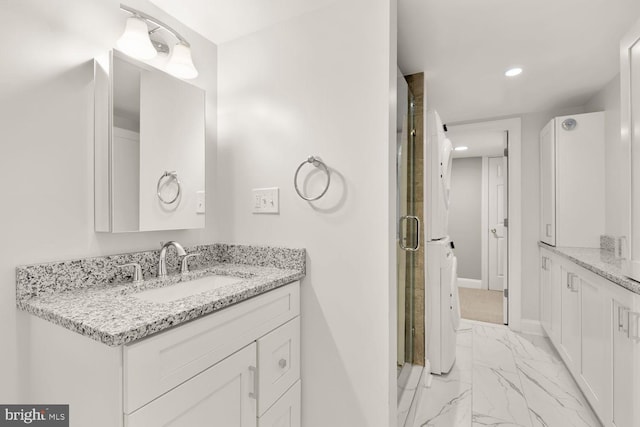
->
622, 19, 640, 281
94, 51, 205, 233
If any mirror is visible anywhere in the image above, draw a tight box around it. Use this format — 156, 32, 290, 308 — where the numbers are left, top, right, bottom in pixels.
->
94, 51, 205, 233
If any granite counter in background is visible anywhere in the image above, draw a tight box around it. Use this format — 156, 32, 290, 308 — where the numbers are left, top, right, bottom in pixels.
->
538, 242, 640, 295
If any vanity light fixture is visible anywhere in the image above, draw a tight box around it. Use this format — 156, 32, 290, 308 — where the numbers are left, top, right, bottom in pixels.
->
116, 16, 158, 60
505, 67, 523, 77
116, 5, 198, 79
166, 43, 199, 79
454, 146, 469, 151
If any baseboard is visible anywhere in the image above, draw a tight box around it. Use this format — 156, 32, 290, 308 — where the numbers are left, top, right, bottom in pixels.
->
458, 278, 482, 289
519, 319, 545, 336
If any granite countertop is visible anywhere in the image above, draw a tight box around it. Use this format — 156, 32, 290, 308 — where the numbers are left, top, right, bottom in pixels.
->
16, 244, 305, 347
538, 242, 640, 295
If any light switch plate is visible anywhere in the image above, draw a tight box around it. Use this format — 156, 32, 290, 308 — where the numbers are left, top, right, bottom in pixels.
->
196, 191, 205, 214
252, 187, 279, 214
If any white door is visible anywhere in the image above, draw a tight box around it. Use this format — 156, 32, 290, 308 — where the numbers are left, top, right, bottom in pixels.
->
488, 156, 507, 288
126, 343, 257, 427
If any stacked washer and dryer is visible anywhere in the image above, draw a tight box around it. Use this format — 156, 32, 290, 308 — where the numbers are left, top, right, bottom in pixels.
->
425, 111, 461, 375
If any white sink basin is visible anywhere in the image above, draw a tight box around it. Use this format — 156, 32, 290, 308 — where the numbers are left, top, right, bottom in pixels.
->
134, 275, 244, 303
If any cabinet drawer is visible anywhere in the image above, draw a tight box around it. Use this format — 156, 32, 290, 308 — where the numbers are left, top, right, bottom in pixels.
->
125, 343, 257, 427
258, 381, 301, 427
124, 282, 300, 413
257, 317, 301, 415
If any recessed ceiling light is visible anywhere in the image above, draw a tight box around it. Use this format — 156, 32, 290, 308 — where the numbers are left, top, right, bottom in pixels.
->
454, 146, 468, 151
505, 67, 523, 77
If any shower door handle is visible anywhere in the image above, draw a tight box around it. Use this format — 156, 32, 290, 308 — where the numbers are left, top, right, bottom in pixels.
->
399, 216, 420, 252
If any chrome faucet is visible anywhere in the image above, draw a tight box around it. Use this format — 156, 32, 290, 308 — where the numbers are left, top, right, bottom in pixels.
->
158, 241, 187, 279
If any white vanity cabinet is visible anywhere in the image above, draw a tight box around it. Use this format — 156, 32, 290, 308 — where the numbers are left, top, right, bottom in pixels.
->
539, 112, 605, 247
28, 282, 302, 427
539, 248, 640, 427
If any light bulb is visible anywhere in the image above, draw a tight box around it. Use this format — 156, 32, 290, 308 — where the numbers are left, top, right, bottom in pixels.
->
116, 16, 157, 60
166, 43, 198, 80
505, 67, 523, 77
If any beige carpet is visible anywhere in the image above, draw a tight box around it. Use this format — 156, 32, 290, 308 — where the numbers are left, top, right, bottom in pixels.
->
458, 288, 504, 324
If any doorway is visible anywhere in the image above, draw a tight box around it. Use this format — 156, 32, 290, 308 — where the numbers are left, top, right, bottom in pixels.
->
446, 128, 508, 324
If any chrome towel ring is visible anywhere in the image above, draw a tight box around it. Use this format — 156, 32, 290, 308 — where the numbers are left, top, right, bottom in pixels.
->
294, 156, 331, 201
157, 171, 181, 204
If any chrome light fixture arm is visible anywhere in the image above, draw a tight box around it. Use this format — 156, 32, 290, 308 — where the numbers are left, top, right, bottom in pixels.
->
120, 4, 190, 48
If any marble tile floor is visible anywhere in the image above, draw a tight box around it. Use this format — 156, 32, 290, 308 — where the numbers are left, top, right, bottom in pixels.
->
411, 320, 602, 427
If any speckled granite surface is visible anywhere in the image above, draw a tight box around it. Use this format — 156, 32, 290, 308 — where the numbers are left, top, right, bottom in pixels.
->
16, 244, 305, 346
600, 235, 616, 252
539, 242, 640, 295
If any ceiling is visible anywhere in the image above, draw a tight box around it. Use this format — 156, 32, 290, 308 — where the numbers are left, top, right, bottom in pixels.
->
399, 0, 640, 124
148, 0, 640, 125
149, 0, 337, 45
447, 129, 506, 159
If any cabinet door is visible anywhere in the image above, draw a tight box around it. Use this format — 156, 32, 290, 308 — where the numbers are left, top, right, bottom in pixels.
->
126, 343, 257, 427
579, 274, 608, 414
560, 266, 580, 367
550, 255, 562, 342
258, 381, 301, 427
612, 300, 637, 427
540, 120, 556, 245
540, 253, 552, 334
257, 317, 300, 416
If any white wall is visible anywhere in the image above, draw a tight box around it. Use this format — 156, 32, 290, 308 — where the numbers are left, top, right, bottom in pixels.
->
585, 75, 627, 238
0, 0, 218, 402
217, 0, 397, 425
449, 157, 482, 280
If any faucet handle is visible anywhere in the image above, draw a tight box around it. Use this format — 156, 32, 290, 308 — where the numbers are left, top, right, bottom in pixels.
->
181, 253, 200, 275
118, 263, 143, 284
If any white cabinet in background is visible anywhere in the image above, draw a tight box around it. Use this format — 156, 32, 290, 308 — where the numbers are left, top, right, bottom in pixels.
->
557, 262, 608, 416
539, 248, 561, 342
539, 112, 605, 247
540, 251, 552, 333
540, 251, 640, 427
611, 294, 640, 427
578, 272, 608, 415
559, 265, 580, 367
539, 122, 556, 245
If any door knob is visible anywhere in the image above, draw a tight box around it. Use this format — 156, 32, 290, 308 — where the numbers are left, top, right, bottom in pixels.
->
491, 228, 497, 234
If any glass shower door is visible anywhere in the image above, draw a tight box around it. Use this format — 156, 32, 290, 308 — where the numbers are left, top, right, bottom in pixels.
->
397, 86, 419, 375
